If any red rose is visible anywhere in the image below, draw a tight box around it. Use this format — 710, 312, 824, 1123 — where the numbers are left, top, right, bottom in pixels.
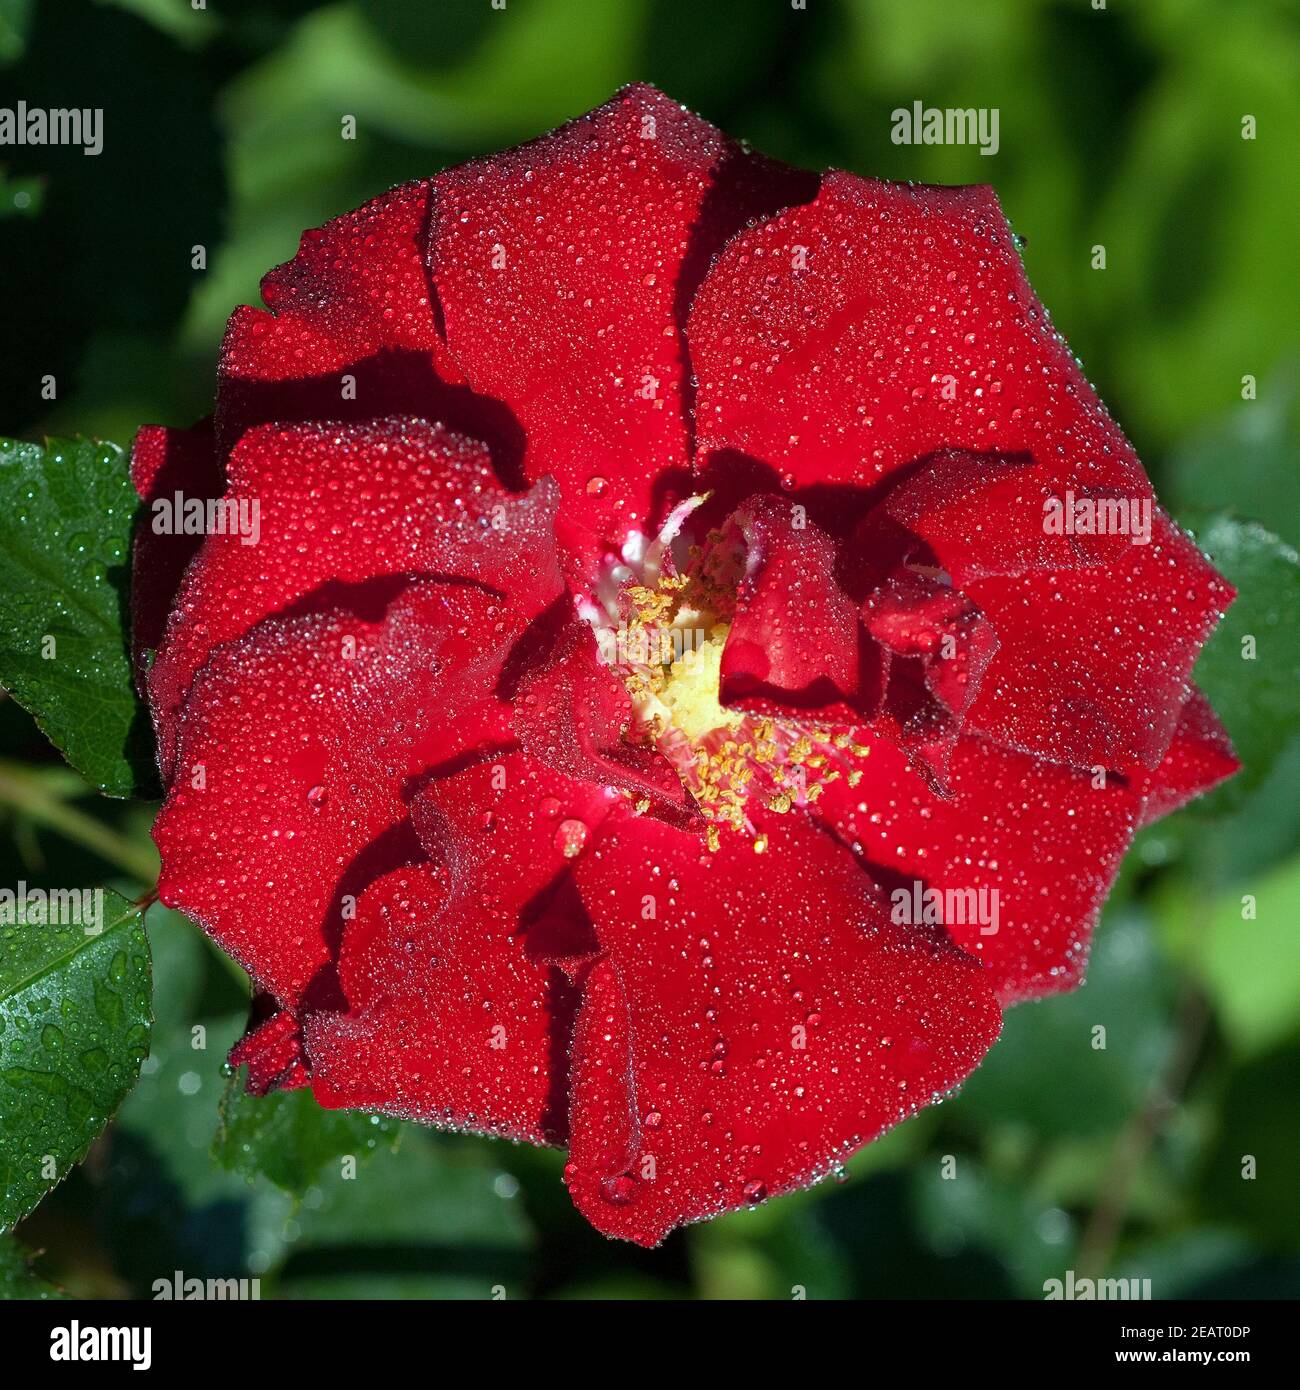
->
132, 85, 1236, 1246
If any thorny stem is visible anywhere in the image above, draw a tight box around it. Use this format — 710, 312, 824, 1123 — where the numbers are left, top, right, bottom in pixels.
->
0, 757, 159, 884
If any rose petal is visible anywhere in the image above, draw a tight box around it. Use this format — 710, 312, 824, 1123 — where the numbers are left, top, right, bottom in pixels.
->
819, 689, 1236, 1005
874, 449, 1134, 584
1136, 688, 1239, 827
720, 494, 875, 720
564, 810, 1001, 1245
815, 729, 1145, 1004
304, 860, 579, 1145
689, 171, 1151, 506
214, 181, 514, 457
960, 510, 1234, 770
302, 749, 617, 1142
154, 583, 517, 1007
430, 83, 816, 581
147, 416, 561, 778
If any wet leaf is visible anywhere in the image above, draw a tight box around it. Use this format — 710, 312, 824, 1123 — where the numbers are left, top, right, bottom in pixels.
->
0, 437, 155, 798
1190, 514, 1300, 804
0, 890, 150, 1229
214, 1077, 399, 1198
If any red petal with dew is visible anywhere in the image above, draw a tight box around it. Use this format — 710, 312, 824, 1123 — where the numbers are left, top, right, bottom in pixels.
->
154, 583, 517, 1008
689, 172, 1151, 511
147, 416, 561, 777
430, 83, 816, 581
564, 810, 1001, 1244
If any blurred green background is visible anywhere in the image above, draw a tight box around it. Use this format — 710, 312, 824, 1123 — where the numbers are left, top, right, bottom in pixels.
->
1, 0, 1298, 1299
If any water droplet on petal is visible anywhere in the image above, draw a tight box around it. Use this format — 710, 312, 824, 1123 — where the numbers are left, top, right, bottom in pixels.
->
555, 818, 589, 858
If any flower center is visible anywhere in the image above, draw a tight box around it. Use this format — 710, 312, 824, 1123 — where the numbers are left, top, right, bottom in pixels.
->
657, 624, 741, 743
584, 502, 869, 850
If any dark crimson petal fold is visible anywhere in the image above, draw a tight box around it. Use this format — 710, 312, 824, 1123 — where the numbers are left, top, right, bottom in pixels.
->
922, 609, 1000, 733
512, 618, 697, 820
228, 1000, 309, 1095
215, 180, 493, 460
304, 749, 617, 1141
720, 493, 875, 721
689, 171, 1151, 506
429, 83, 817, 581
409, 748, 615, 975
1136, 688, 1238, 827
815, 730, 1146, 1004
865, 597, 1001, 791
154, 582, 516, 1008
862, 570, 973, 656
960, 510, 1234, 770
128, 420, 222, 689
564, 810, 1001, 1245
147, 416, 561, 777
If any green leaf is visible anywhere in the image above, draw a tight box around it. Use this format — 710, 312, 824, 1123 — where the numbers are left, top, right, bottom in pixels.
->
1189, 514, 1300, 804
806, 1169, 1014, 1299
952, 909, 1177, 1139
1167, 367, 1300, 553
0, 889, 151, 1230
215, 1075, 399, 1198
271, 1130, 533, 1300
911, 1157, 1068, 1299
1193, 856, 1300, 1058
0, 436, 156, 798
0, 1234, 66, 1299
1200, 1042, 1300, 1246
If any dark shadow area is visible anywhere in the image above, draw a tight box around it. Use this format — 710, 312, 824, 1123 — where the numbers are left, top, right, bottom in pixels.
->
276, 1239, 532, 1290
107, 552, 163, 800
671, 149, 819, 456
810, 1169, 1014, 1299
217, 347, 529, 493
96, 1131, 252, 1296
358, 0, 499, 76
0, 1, 229, 433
